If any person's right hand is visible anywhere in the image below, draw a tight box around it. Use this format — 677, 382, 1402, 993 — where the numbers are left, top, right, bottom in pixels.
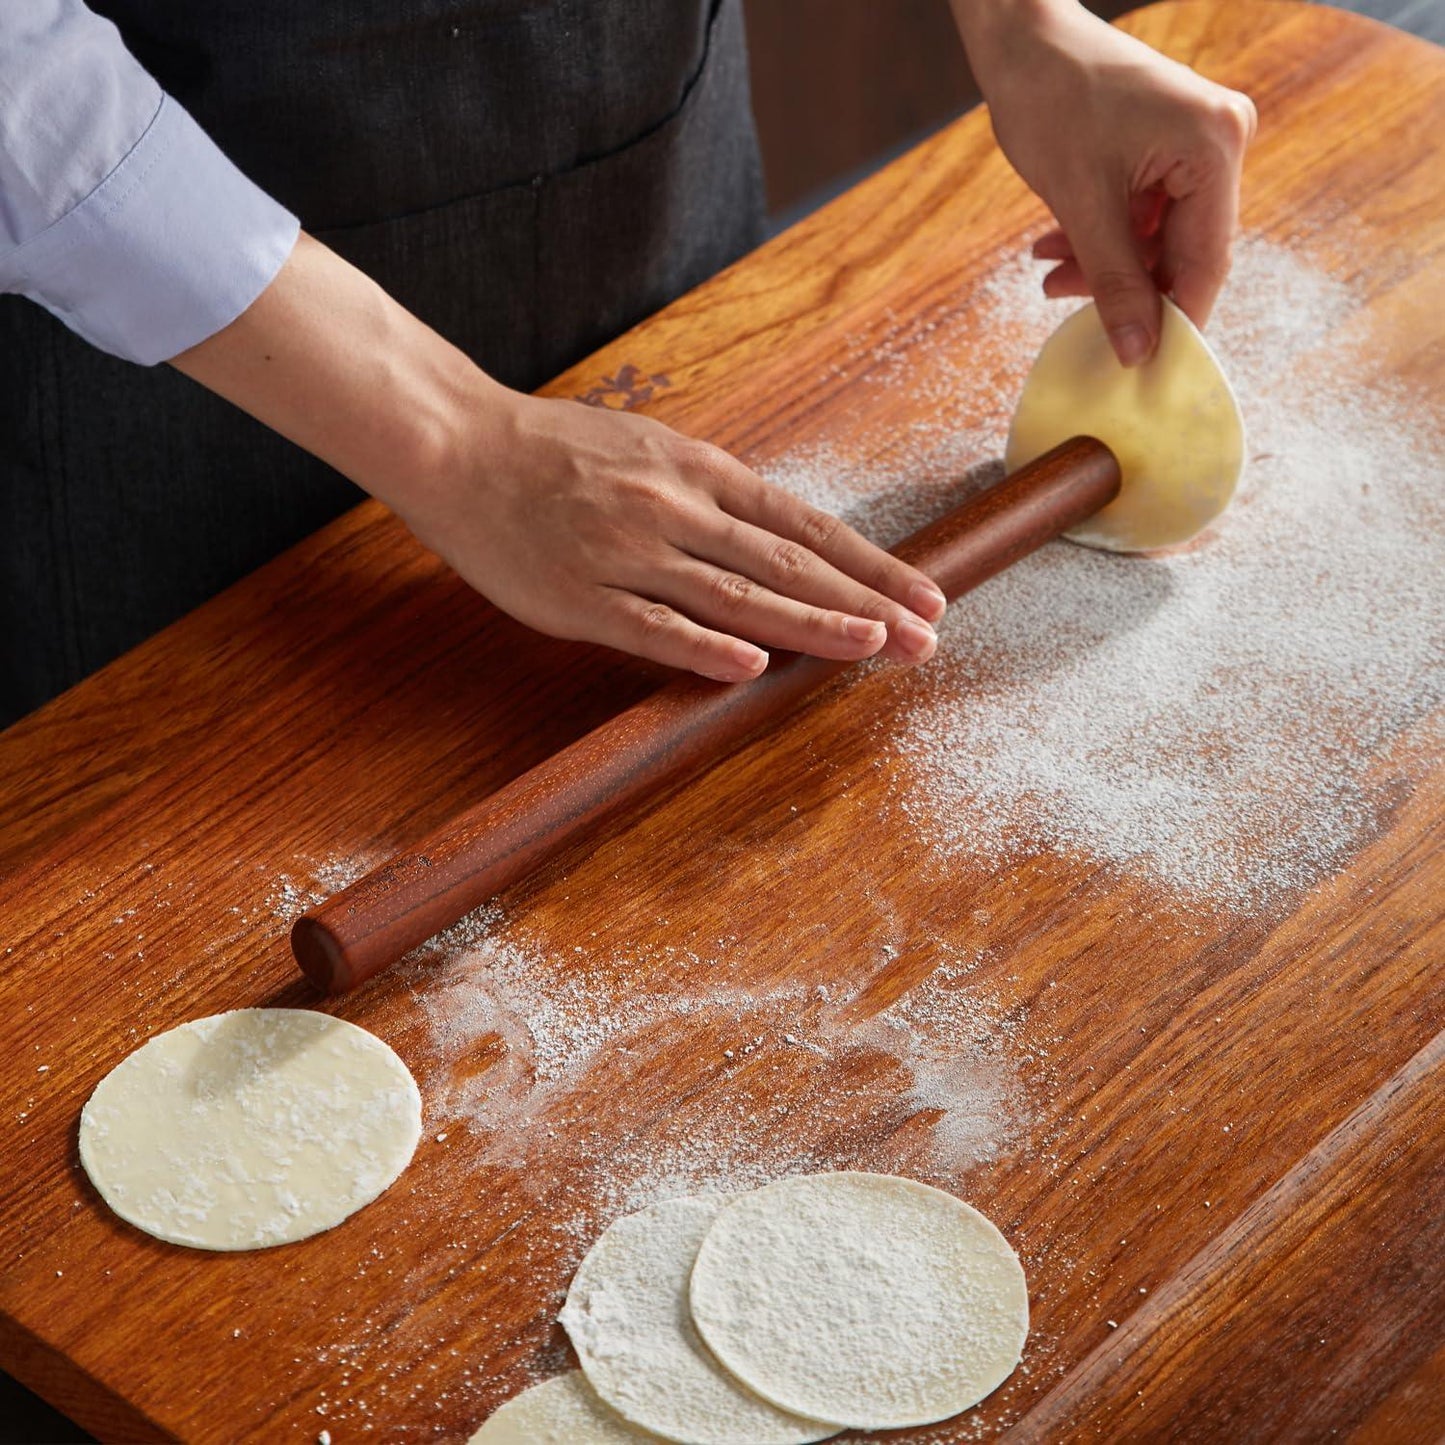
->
952, 0, 1257, 365
399, 389, 947, 683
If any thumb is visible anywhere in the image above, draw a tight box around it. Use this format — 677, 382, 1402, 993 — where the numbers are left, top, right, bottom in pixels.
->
1159, 165, 1239, 331
1066, 203, 1163, 367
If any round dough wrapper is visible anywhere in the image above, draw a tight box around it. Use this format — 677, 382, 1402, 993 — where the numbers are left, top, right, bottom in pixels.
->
1004, 296, 1245, 552
688, 1171, 1028, 1431
561, 1195, 838, 1445
79, 1008, 421, 1250
467, 1371, 657, 1444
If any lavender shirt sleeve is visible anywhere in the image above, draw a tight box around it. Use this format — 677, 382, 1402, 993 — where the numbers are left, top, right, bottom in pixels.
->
0, 0, 299, 365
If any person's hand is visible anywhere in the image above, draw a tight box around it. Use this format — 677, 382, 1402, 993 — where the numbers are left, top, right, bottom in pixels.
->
400, 391, 947, 683
952, 0, 1257, 364
173, 234, 945, 684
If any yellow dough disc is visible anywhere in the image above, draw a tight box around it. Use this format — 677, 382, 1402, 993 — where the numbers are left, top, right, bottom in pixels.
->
1004, 297, 1245, 552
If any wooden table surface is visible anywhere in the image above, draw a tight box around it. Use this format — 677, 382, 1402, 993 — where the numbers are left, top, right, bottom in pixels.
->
3, 3, 1443, 1441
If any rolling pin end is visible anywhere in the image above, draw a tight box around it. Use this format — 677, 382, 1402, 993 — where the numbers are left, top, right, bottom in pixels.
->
291, 915, 354, 995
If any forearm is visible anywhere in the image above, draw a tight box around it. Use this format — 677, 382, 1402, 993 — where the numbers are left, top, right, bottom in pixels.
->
166, 230, 944, 682
169, 231, 496, 518
949, 0, 1076, 80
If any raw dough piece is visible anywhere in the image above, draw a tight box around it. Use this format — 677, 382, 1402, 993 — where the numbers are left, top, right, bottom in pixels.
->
561, 1195, 838, 1445
467, 1371, 655, 1443
79, 1008, 421, 1250
688, 1171, 1028, 1430
1005, 296, 1245, 552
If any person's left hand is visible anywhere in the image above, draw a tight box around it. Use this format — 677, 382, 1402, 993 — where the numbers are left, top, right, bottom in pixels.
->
952, 0, 1257, 365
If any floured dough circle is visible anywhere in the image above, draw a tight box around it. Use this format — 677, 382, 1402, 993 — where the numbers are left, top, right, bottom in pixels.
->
561, 1195, 837, 1445
467, 1371, 650, 1443
79, 1008, 421, 1250
1005, 296, 1245, 552
688, 1172, 1028, 1430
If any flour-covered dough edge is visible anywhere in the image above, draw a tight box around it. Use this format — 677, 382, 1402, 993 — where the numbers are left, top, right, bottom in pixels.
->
468, 1371, 660, 1443
688, 1171, 1029, 1430
79, 1008, 421, 1250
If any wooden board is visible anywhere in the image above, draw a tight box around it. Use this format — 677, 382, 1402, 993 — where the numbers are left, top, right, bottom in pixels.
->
2, 3, 1442, 1440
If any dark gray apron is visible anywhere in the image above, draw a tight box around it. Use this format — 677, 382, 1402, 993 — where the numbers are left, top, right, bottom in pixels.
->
0, 0, 765, 726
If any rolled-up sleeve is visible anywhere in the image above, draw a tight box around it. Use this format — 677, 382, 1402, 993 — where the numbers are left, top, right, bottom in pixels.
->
0, 0, 299, 365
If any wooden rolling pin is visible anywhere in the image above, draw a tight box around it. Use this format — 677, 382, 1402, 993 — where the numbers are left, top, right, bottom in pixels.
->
292, 435, 1120, 992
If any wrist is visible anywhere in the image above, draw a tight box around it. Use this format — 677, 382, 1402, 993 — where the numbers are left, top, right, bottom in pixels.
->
171, 232, 511, 525
951, 0, 1078, 75
947, 0, 1092, 103
353, 318, 509, 528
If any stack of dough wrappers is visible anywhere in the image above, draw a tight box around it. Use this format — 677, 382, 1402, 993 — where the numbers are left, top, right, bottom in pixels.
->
470, 1170, 1029, 1444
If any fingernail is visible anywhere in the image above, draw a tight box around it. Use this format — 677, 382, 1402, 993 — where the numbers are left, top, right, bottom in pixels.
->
703, 642, 768, 683
895, 617, 936, 660
1111, 324, 1151, 367
909, 581, 948, 622
845, 617, 887, 645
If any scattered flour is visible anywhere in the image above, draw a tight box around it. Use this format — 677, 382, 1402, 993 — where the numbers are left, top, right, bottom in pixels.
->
409, 910, 1023, 1199
276, 234, 1441, 1441
763, 236, 1444, 908
265, 853, 385, 924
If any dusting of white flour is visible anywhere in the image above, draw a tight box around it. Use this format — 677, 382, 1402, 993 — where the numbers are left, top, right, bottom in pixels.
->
410, 911, 1022, 1201
267, 235, 1441, 1440
765, 237, 1444, 908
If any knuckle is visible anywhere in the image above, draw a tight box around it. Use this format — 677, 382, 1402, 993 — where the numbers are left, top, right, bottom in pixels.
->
1217, 91, 1258, 148
625, 476, 675, 517
1089, 266, 1151, 308
768, 540, 813, 583
677, 438, 732, 486
1196, 94, 1254, 163
636, 602, 677, 641
855, 592, 894, 624
687, 627, 715, 665
795, 506, 843, 554
709, 571, 755, 612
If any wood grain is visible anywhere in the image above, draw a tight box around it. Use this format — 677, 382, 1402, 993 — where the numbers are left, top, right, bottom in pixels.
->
294, 438, 1121, 992
1, 4, 1441, 1442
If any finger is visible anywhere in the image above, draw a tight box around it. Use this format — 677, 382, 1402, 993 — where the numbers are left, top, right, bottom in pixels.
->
594, 589, 770, 683
688, 510, 938, 664
1159, 170, 1246, 326
1159, 92, 1254, 327
1063, 192, 1163, 367
1042, 260, 1089, 297
1046, 252, 1169, 305
653, 560, 891, 662
1032, 229, 1075, 262
717, 470, 948, 625
1036, 188, 1164, 267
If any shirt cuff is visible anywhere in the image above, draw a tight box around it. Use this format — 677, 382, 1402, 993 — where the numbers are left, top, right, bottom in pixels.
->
0, 92, 299, 366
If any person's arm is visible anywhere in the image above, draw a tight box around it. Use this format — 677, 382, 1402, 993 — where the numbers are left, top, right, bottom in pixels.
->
3, 3, 943, 682
0, 0, 297, 364
172, 234, 948, 683
950, 0, 1257, 364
